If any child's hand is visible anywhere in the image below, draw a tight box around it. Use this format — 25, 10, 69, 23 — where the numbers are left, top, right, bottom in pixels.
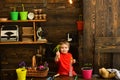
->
71, 59, 76, 64
56, 51, 60, 58
55, 51, 60, 62
73, 59, 76, 63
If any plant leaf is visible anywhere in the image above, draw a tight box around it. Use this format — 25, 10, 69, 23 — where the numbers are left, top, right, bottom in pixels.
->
53, 45, 60, 53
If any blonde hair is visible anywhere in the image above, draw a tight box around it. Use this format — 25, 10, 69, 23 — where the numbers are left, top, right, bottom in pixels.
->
59, 40, 70, 48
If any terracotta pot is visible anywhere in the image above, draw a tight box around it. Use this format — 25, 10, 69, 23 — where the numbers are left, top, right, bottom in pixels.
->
77, 21, 83, 31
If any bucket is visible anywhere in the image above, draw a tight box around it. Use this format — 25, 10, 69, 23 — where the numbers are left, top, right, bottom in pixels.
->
20, 11, 28, 20
10, 12, 19, 20
81, 67, 92, 79
77, 21, 83, 31
16, 68, 27, 80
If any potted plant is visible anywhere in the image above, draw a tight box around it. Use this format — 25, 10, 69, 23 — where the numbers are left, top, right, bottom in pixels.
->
19, 4, 28, 20
81, 63, 93, 79
77, 14, 83, 31
10, 6, 19, 20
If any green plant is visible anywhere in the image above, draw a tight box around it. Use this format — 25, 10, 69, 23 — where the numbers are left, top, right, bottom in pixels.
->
21, 4, 25, 11
82, 63, 93, 69
53, 44, 60, 53
78, 14, 83, 21
10, 7, 17, 12
83, 63, 92, 67
82, 63, 93, 70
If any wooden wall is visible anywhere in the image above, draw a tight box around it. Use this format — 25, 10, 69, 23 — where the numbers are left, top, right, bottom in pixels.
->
0, 0, 83, 79
0, 0, 81, 43
2, 0, 120, 78
84, 0, 120, 73
2, 0, 120, 77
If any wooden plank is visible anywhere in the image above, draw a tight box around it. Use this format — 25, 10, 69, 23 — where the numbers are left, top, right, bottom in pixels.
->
95, 37, 120, 69
95, 0, 107, 37
113, 54, 120, 69
5, 0, 21, 3
112, 0, 119, 36
83, 0, 96, 65
47, 0, 65, 3
5, 0, 43, 3
0, 20, 46, 22
0, 41, 47, 45
93, 0, 120, 73
95, 37, 120, 47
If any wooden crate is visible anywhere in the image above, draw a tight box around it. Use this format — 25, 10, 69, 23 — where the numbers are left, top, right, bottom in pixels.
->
22, 37, 33, 42
22, 27, 33, 35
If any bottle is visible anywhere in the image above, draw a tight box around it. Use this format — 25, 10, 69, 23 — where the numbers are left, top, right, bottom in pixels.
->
69, 62, 73, 77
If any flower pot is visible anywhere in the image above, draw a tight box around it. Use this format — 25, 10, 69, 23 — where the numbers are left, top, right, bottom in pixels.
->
81, 67, 93, 79
20, 11, 28, 20
16, 68, 27, 80
77, 21, 83, 31
10, 12, 19, 20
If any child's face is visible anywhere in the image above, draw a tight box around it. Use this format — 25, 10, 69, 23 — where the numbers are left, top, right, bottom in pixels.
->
59, 44, 69, 54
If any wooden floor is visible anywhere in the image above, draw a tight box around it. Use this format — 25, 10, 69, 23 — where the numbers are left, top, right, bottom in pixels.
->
15, 72, 116, 80
26, 77, 115, 80
26, 75, 116, 80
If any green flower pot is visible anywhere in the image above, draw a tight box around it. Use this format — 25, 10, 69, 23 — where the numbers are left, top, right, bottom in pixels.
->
20, 11, 28, 20
10, 12, 19, 20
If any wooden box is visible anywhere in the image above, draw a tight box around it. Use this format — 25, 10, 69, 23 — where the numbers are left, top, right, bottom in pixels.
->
22, 36, 33, 42
22, 27, 33, 35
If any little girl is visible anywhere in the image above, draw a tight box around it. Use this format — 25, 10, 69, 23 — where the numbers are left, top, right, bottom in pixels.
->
54, 40, 77, 77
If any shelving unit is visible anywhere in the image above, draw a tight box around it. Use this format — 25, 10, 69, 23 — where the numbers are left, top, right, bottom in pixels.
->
0, 20, 47, 44
0, 20, 48, 79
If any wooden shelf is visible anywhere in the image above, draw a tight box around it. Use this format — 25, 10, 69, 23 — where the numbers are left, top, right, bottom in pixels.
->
0, 20, 46, 23
22, 34, 34, 36
0, 41, 47, 45
0, 19, 47, 44
1, 69, 15, 71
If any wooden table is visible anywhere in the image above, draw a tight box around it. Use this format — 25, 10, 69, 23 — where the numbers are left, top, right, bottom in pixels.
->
26, 75, 114, 80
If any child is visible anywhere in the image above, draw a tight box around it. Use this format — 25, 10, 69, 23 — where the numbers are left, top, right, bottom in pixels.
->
54, 40, 77, 77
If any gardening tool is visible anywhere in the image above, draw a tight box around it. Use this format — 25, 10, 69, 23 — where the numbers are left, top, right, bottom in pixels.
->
74, 75, 78, 80
69, 58, 73, 77
46, 77, 53, 80
46, 74, 60, 80
69, 61, 73, 77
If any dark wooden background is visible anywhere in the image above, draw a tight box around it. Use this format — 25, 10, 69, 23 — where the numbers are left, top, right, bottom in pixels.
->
1, 0, 120, 79
0, 0, 83, 79
0, 0, 82, 43
84, 0, 120, 73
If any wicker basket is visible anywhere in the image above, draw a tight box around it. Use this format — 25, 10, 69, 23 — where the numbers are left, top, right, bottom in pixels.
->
27, 67, 49, 77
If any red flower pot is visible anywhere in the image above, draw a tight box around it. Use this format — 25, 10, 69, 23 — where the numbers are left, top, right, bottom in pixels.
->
77, 21, 83, 31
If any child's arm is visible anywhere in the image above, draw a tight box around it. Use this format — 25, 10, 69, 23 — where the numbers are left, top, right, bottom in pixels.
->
55, 51, 60, 62
72, 59, 76, 63
71, 57, 76, 64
